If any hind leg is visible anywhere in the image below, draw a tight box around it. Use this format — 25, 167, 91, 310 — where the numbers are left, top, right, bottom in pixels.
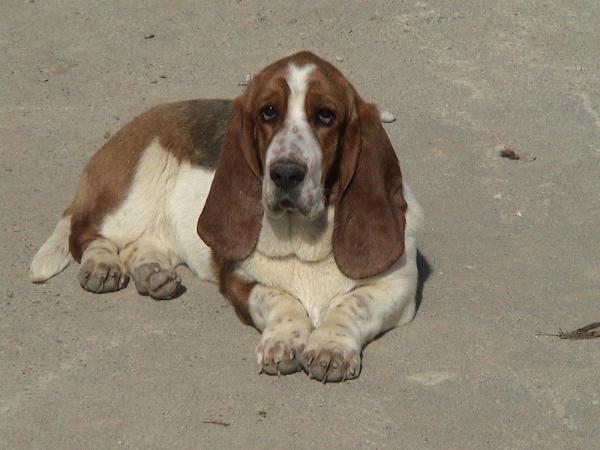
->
78, 237, 129, 293
121, 238, 182, 300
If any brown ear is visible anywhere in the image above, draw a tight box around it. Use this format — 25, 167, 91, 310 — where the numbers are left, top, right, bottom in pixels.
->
197, 97, 263, 261
333, 99, 407, 279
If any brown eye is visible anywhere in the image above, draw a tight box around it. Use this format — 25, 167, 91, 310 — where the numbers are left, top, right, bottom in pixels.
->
316, 108, 335, 126
260, 105, 278, 123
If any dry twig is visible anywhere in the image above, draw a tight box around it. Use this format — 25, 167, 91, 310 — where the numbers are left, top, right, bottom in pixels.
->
202, 420, 231, 427
536, 322, 600, 340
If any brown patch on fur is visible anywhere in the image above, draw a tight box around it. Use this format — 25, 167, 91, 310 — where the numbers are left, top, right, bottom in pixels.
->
156, 100, 231, 168
211, 252, 257, 328
68, 100, 231, 262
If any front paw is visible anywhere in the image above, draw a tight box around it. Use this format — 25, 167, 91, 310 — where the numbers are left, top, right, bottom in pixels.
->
132, 263, 180, 300
78, 258, 128, 293
300, 329, 361, 382
256, 322, 310, 376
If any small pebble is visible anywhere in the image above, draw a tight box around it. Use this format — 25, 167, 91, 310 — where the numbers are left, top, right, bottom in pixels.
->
493, 193, 502, 200
380, 110, 396, 123
335, 56, 344, 62
238, 74, 252, 86
515, 211, 523, 217
104, 132, 110, 139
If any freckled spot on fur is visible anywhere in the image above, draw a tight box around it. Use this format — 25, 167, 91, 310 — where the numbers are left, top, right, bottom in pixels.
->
349, 296, 370, 321
275, 317, 283, 324
296, 134, 303, 141
355, 296, 368, 310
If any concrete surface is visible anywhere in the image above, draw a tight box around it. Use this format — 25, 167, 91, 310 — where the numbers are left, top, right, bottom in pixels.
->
2, 1, 599, 448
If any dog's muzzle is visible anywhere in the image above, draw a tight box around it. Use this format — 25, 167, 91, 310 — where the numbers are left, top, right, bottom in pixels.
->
269, 159, 307, 211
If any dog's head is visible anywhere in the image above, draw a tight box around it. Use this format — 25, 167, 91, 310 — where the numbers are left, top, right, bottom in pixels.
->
198, 51, 407, 279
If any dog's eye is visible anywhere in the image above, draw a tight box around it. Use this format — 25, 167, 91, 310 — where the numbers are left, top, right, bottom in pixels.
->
316, 108, 335, 126
260, 106, 278, 123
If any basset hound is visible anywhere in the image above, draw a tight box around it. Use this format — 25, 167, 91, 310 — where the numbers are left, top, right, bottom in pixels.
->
30, 51, 423, 382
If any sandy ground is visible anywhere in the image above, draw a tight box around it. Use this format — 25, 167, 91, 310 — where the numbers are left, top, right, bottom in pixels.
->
2, 1, 599, 448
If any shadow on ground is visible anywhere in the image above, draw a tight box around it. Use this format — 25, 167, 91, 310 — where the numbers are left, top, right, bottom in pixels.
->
416, 250, 432, 313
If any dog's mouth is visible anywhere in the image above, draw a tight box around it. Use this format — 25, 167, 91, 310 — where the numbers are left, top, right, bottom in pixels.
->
267, 195, 304, 216
278, 197, 297, 211
265, 192, 325, 221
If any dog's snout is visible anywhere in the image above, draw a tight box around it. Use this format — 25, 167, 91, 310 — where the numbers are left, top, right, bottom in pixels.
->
269, 159, 306, 190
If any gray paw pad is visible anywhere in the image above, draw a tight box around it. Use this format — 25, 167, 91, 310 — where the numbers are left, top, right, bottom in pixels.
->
132, 263, 180, 300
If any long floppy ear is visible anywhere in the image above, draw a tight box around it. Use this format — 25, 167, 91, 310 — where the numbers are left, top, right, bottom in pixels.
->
333, 98, 407, 279
197, 97, 263, 260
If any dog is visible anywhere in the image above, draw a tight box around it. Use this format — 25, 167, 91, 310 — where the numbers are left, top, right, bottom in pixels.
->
30, 51, 422, 382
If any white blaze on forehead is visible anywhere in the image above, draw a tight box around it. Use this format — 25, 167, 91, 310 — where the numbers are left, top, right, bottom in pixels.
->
286, 63, 315, 123
279, 62, 321, 179
262, 62, 324, 219
264, 62, 320, 167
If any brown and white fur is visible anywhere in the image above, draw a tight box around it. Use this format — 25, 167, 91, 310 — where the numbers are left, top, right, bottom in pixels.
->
30, 52, 422, 382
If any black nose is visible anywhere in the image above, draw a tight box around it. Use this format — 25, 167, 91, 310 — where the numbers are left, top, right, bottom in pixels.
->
269, 159, 306, 190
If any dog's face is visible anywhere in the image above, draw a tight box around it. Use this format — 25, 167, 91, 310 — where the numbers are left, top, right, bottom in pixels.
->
198, 51, 407, 279
242, 60, 355, 220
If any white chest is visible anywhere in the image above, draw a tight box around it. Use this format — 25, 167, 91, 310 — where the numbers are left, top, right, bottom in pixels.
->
237, 210, 357, 326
